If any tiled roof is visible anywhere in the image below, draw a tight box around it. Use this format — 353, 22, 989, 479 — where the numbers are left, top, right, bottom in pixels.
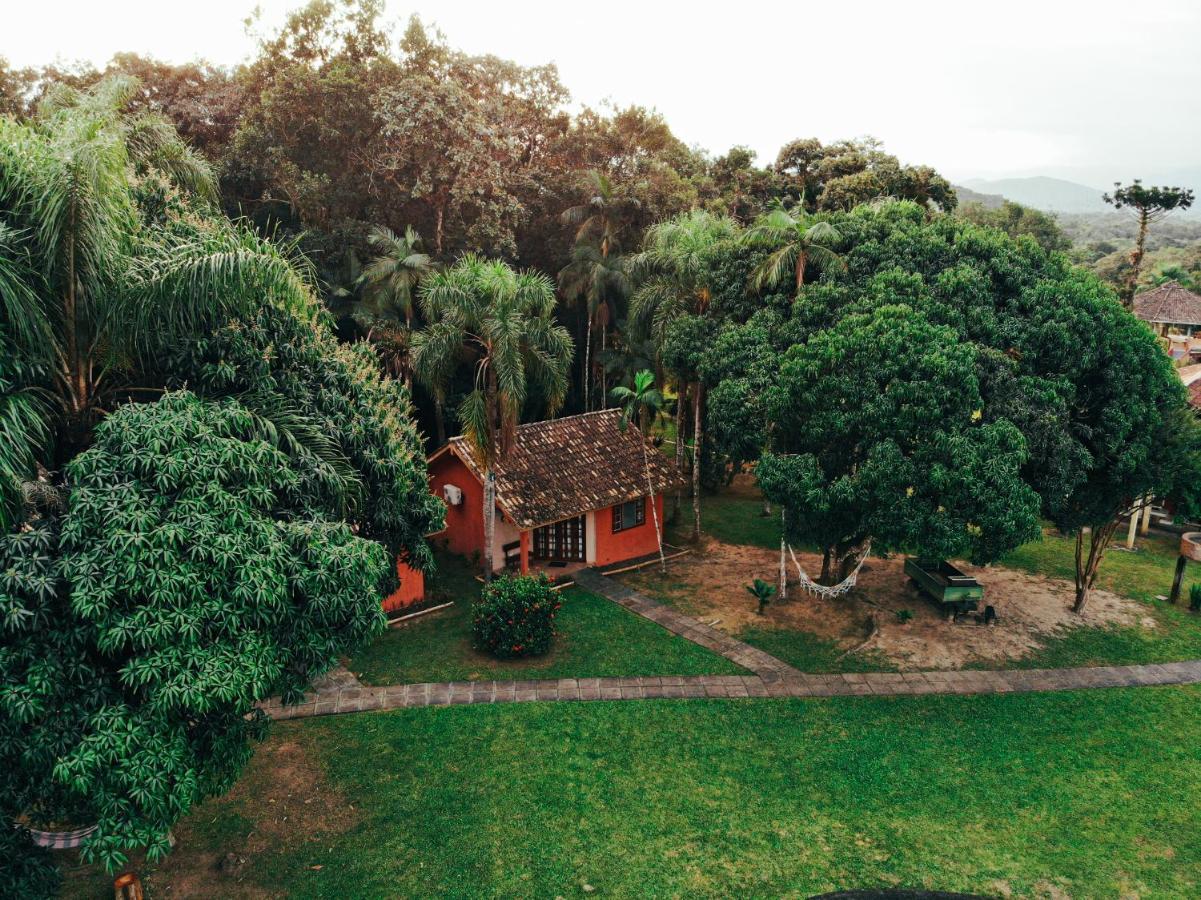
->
1134, 281, 1201, 326
435, 409, 685, 529
1189, 379, 1201, 410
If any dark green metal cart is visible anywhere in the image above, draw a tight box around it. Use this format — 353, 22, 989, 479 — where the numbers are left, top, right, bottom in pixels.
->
904, 558, 983, 618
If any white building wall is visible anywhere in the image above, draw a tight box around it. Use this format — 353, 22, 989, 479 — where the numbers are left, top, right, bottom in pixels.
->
490, 517, 522, 572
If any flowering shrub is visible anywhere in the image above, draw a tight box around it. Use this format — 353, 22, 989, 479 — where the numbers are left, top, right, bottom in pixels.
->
471, 573, 561, 658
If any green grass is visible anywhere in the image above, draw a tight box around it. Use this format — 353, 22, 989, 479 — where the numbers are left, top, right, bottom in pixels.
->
76, 687, 1201, 898
349, 553, 742, 685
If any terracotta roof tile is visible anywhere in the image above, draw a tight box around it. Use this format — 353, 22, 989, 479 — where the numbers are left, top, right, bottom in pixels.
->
1134, 281, 1201, 327
440, 409, 685, 529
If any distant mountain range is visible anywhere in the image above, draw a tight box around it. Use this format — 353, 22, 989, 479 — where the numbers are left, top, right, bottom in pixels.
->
955, 175, 1201, 220
959, 177, 1110, 214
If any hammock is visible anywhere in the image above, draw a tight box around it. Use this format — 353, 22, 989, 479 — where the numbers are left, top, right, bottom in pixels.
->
778, 510, 871, 600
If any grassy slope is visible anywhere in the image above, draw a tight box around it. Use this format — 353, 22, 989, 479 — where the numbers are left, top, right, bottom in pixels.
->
350, 554, 742, 684
99, 687, 1201, 898
686, 486, 1201, 670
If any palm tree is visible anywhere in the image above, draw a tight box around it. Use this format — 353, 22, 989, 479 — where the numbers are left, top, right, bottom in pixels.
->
412, 255, 573, 582
559, 171, 639, 413
357, 225, 433, 330
744, 204, 843, 292
0, 76, 321, 525
611, 370, 667, 572
630, 209, 741, 542
557, 241, 629, 411
560, 170, 640, 260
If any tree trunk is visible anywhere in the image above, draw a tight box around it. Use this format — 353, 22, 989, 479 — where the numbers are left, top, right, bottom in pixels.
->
644, 446, 666, 572
1125, 210, 1151, 306
482, 469, 496, 584
795, 249, 807, 291
691, 381, 704, 542
600, 327, 607, 409
584, 314, 592, 411
672, 381, 687, 522
1073, 518, 1121, 612
434, 203, 445, 258
433, 398, 446, 446
819, 546, 834, 585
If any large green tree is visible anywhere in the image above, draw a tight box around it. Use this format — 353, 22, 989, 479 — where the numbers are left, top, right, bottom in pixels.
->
758, 304, 1040, 582
0, 77, 442, 890
413, 255, 573, 581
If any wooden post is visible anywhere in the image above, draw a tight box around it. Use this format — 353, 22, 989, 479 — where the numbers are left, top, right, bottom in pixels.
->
1140, 497, 1154, 535
1125, 501, 1140, 549
519, 529, 530, 575
1170, 555, 1187, 604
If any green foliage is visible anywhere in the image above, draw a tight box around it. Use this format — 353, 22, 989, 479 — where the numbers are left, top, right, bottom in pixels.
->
471, 573, 562, 659
167, 303, 444, 577
957, 200, 1072, 253
758, 303, 1040, 564
0, 392, 391, 872
413, 254, 572, 467
745, 578, 776, 615
895, 609, 914, 623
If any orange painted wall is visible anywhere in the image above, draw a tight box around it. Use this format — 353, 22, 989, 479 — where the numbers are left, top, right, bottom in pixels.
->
382, 558, 425, 614
429, 451, 485, 558
593, 494, 664, 567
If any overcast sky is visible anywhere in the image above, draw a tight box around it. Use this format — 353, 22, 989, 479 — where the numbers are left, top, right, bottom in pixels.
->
6, 0, 1200, 187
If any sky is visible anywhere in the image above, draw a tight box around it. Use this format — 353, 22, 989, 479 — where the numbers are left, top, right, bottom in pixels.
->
5, 0, 1200, 188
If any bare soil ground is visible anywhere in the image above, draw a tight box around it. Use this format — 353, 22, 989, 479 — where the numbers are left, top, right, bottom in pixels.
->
60, 735, 356, 899
623, 538, 1152, 670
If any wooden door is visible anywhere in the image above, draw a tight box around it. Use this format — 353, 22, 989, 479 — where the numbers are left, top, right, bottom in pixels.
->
533, 515, 586, 562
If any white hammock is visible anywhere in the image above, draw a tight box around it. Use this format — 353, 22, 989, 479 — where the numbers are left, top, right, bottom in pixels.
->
777, 511, 871, 600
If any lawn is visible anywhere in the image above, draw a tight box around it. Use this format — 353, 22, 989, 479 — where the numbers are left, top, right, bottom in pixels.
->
666, 483, 1201, 671
66, 686, 1201, 898
349, 553, 743, 685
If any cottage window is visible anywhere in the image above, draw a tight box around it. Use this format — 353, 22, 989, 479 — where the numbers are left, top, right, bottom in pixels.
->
612, 498, 646, 533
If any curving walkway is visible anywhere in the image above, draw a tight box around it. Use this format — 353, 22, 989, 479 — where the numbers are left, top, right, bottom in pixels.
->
259, 569, 1201, 721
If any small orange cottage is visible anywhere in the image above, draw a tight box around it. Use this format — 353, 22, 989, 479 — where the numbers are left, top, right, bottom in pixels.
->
428, 409, 684, 576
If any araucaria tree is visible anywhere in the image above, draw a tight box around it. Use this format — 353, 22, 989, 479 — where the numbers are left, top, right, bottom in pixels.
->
0, 78, 442, 889
413, 255, 573, 581
1103, 180, 1195, 304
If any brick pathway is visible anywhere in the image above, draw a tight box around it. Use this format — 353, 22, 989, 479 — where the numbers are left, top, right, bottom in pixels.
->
259, 568, 1201, 722
572, 568, 801, 678
261, 661, 1201, 720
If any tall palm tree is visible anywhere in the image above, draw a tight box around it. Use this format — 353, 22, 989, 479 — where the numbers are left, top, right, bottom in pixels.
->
0, 76, 320, 526
744, 204, 843, 292
559, 171, 639, 412
630, 209, 741, 542
412, 255, 573, 582
557, 241, 629, 411
611, 370, 667, 572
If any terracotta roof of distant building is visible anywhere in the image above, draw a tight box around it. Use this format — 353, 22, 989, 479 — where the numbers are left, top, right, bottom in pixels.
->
429, 409, 685, 529
1134, 281, 1201, 327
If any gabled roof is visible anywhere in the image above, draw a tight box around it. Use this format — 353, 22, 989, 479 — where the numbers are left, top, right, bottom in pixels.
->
430, 409, 685, 529
1134, 281, 1201, 327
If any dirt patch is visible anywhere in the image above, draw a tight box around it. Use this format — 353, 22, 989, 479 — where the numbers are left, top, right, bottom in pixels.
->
623, 537, 1149, 670
61, 734, 358, 899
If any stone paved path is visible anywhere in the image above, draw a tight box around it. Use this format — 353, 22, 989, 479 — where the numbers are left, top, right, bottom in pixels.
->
262, 661, 1201, 720
259, 568, 1201, 722
573, 568, 801, 678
